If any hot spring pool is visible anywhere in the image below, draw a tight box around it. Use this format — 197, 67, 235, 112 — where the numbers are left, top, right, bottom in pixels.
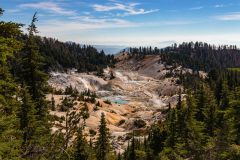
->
113, 99, 129, 104
103, 96, 129, 105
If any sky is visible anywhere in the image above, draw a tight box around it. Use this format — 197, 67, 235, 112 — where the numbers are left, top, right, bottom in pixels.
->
1, 0, 240, 46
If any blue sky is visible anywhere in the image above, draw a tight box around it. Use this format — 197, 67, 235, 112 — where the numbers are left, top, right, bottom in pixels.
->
1, 0, 240, 46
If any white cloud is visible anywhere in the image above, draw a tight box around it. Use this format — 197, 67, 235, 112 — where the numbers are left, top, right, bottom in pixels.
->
214, 3, 233, 8
34, 16, 240, 46
215, 12, 240, 21
92, 2, 159, 16
190, 6, 203, 10
19, 2, 76, 16
214, 4, 224, 8
117, 9, 159, 17
93, 3, 124, 12
36, 18, 202, 46
38, 18, 138, 35
69, 15, 134, 25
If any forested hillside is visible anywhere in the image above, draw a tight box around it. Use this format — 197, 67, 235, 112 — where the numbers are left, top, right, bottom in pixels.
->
36, 37, 115, 72
16, 33, 115, 73
128, 42, 240, 71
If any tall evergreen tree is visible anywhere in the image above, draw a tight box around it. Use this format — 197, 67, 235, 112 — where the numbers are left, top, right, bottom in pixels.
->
227, 87, 240, 146
17, 12, 51, 158
74, 129, 89, 160
0, 8, 23, 158
96, 113, 110, 160
128, 134, 136, 160
117, 151, 122, 160
149, 124, 166, 155
176, 92, 182, 110
18, 87, 37, 158
20, 12, 48, 118
195, 86, 206, 122
203, 86, 217, 137
80, 103, 90, 127
219, 81, 230, 110
178, 95, 203, 159
165, 108, 177, 148
64, 111, 81, 149
51, 94, 55, 111
214, 111, 232, 160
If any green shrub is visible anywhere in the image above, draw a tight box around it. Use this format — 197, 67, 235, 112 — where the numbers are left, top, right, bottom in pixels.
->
134, 119, 146, 128
89, 129, 97, 137
118, 119, 125, 126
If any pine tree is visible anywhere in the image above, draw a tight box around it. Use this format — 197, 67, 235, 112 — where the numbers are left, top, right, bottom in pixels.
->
80, 103, 90, 127
175, 92, 185, 140
74, 129, 89, 160
18, 87, 37, 158
149, 124, 166, 155
117, 152, 121, 160
229, 87, 240, 144
143, 136, 147, 151
96, 113, 110, 160
215, 79, 223, 106
51, 94, 55, 111
179, 95, 203, 159
214, 111, 232, 160
89, 138, 93, 148
165, 108, 177, 148
203, 86, 217, 137
18, 13, 51, 158
176, 92, 182, 110
64, 111, 81, 149
20, 12, 48, 118
228, 108, 240, 159
219, 81, 230, 110
128, 133, 136, 160
0, 8, 23, 158
195, 86, 205, 122
60, 96, 74, 112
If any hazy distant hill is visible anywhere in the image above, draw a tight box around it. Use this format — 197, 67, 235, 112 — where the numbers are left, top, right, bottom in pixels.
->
94, 45, 127, 55
94, 41, 177, 55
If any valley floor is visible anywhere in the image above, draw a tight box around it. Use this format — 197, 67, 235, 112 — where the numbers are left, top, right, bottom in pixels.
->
47, 55, 184, 152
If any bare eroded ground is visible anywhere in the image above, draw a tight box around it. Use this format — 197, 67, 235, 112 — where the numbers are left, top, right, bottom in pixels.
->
48, 55, 188, 152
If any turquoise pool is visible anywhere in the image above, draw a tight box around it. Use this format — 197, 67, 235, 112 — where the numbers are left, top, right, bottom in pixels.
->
113, 99, 129, 104
103, 96, 129, 105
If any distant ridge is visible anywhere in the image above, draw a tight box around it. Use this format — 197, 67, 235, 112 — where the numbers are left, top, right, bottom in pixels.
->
93, 41, 177, 55
94, 45, 128, 55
